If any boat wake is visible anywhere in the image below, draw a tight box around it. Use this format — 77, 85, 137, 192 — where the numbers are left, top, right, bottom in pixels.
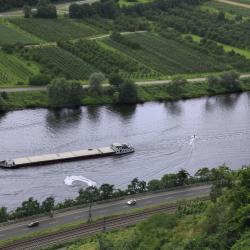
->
64, 176, 97, 187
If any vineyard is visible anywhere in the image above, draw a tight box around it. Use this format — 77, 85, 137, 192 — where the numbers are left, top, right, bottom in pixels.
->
0, 51, 38, 84
104, 32, 227, 75
0, 22, 38, 45
27, 46, 97, 80
60, 40, 160, 79
9, 18, 103, 42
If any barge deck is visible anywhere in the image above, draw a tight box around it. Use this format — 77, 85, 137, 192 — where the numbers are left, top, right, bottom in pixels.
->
0, 143, 135, 169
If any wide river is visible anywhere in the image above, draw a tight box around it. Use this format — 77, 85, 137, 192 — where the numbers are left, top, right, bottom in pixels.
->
1, 93, 250, 209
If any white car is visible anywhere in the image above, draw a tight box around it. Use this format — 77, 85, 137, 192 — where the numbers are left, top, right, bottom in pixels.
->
127, 199, 136, 205
27, 221, 39, 228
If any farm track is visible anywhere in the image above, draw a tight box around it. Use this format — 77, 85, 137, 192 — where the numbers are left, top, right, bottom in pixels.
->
1, 74, 250, 93
0, 203, 181, 250
216, 0, 250, 8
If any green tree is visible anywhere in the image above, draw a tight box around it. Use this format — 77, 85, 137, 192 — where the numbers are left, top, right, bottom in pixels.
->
108, 73, 124, 88
29, 74, 51, 86
0, 207, 8, 223
127, 178, 146, 194
88, 72, 105, 96
147, 179, 162, 191
14, 197, 40, 217
0, 96, 7, 112
177, 169, 190, 186
77, 186, 100, 204
36, 0, 57, 18
118, 79, 138, 104
207, 74, 220, 90
161, 173, 178, 188
41, 196, 55, 213
100, 184, 114, 200
48, 78, 83, 108
195, 167, 211, 182
167, 76, 186, 97
219, 70, 240, 91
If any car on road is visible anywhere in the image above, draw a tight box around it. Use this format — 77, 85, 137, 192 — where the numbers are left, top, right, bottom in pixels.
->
127, 199, 136, 205
27, 221, 39, 228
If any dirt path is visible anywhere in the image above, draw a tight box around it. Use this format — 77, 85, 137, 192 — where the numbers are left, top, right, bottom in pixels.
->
215, 0, 250, 9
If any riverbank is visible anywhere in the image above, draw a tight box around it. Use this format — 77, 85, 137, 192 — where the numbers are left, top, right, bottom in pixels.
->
1, 78, 250, 111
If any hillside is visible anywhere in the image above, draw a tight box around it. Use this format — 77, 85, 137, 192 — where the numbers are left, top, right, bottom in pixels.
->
0, 0, 250, 87
61, 166, 250, 250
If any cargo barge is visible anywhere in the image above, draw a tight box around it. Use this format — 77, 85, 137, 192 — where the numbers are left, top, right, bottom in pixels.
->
0, 143, 134, 169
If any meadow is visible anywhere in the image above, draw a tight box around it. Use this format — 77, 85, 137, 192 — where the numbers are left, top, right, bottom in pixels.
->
9, 18, 103, 42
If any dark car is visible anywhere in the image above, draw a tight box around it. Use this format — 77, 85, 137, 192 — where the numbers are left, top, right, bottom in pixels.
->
27, 221, 39, 228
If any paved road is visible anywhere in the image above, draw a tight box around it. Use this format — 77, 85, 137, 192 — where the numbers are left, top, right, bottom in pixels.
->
0, 185, 211, 241
1, 74, 250, 93
216, 0, 250, 9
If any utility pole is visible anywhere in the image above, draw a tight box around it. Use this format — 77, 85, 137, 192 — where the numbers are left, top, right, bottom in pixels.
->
102, 216, 106, 232
88, 202, 92, 223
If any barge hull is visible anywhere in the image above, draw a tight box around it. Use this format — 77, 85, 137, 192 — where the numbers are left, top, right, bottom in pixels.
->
1, 147, 115, 169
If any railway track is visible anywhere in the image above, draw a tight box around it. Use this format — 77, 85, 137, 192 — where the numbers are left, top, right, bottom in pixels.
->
0, 204, 178, 250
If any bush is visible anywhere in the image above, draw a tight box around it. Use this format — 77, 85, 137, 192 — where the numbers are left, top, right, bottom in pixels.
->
88, 72, 105, 96
29, 74, 51, 86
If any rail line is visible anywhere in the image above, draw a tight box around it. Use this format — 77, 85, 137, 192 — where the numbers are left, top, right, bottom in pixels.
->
0, 203, 179, 250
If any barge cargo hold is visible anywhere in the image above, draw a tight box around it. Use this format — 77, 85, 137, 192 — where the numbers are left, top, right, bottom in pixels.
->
0, 143, 134, 169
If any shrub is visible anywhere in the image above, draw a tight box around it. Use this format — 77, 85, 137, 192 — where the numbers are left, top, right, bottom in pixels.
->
29, 74, 51, 86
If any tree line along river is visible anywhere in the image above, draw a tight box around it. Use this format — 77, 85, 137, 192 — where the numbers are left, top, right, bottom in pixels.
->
0, 92, 250, 209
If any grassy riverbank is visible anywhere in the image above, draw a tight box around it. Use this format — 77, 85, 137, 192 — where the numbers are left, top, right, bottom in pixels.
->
2, 78, 250, 111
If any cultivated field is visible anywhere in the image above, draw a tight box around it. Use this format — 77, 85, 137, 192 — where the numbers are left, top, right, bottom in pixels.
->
0, 51, 38, 84
60, 39, 159, 79
104, 32, 227, 75
0, 22, 39, 45
28, 46, 96, 80
9, 18, 103, 42
203, 1, 250, 17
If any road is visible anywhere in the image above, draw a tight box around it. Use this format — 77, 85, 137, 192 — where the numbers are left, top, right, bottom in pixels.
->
0, 203, 183, 250
0, 185, 211, 242
216, 0, 250, 9
1, 74, 250, 93
0, 0, 97, 17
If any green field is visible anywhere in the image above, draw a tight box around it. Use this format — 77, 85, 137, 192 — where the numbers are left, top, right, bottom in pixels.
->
28, 46, 97, 80
0, 51, 39, 84
103, 32, 227, 75
0, 22, 39, 45
9, 18, 103, 42
60, 39, 159, 79
202, 1, 250, 17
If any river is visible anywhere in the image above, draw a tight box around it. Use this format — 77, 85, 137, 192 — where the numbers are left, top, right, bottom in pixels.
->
1, 93, 250, 209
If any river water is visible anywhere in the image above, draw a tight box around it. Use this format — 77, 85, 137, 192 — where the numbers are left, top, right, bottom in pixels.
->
1, 93, 250, 209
